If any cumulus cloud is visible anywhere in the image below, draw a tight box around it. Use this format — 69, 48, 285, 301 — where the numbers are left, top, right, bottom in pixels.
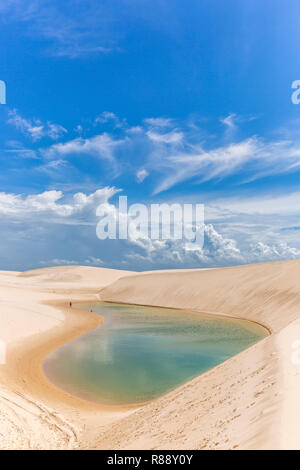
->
124, 222, 300, 269
248, 241, 300, 261
125, 224, 243, 267
93, 193, 300, 269
0, 187, 119, 220
0, 185, 298, 271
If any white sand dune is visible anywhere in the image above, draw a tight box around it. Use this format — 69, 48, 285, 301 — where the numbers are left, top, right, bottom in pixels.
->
0, 260, 299, 449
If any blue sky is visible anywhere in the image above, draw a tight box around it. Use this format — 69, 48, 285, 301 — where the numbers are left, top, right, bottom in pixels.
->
1, 0, 300, 271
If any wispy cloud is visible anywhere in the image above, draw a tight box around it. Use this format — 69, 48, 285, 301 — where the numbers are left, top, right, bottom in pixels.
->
146, 129, 184, 144
4, 140, 39, 159
212, 190, 300, 216
36, 159, 69, 176
220, 113, 237, 140
39, 256, 103, 266
8, 110, 300, 196
7, 109, 67, 141
143, 117, 174, 128
220, 113, 237, 130
42, 133, 126, 176
3, 0, 119, 58
94, 111, 126, 128
136, 168, 149, 183
151, 136, 300, 194
39, 258, 79, 266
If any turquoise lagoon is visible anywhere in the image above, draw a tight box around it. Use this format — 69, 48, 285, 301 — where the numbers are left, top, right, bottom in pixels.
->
43, 302, 268, 405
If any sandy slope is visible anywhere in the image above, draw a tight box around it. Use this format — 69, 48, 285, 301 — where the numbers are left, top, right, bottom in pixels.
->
100, 260, 300, 449
0, 266, 135, 449
0, 261, 299, 449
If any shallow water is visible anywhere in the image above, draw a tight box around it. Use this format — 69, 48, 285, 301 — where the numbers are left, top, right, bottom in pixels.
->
43, 302, 268, 405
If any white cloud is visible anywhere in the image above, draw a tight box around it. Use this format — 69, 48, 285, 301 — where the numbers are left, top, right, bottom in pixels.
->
40, 256, 104, 267
126, 126, 143, 134
248, 241, 300, 261
212, 190, 300, 216
53, 45, 111, 59
220, 113, 237, 130
42, 133, 126, 171
74, 124, 83, 134
4, 110, 300, 271
144, 117, 174, 128
0, 185, 299, 271
10, 112, 300, 198
147, 130, 184, 144
220, 113, 238, 140
7, 109, 43, 140
7, 109, 67, 141
153, 138, 256, 193
136, 169, 149, 183
152, 136, 300, 194
4, 141, 39, 159
47, 122, 68, 140
95, 112, 117, 123
0, 187, 119, 220
93, 192, 299, 269
125, 222, 300, 269
40, 259, 79, 266
36, 159, 69, 175
3, 0, 116, 58
94, 112, 125, 128
85, 256, 104, 265
0, 191, 72, 217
